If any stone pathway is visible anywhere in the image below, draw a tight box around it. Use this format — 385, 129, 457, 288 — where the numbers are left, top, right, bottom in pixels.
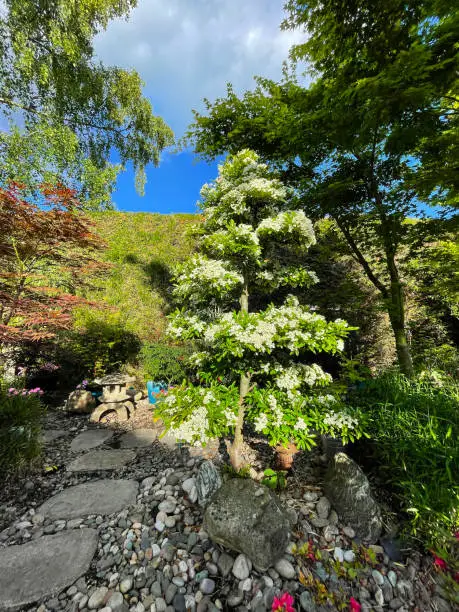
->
0, 529, 98, 610
118, 428, 158, 448
38, 480, 139, 520
70, 429, 114, 453
0, 414, 452, 612
67, 449, 137, 472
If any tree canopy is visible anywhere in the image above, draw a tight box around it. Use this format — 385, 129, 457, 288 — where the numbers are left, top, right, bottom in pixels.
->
0, 0, 174, 207
186, 0, 459, 376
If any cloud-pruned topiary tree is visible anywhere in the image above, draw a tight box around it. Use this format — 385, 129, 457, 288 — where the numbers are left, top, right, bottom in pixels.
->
156, 150, 362, 469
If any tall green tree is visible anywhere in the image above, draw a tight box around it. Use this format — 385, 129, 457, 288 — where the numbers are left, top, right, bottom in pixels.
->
187, 0, 458, 377
0, 0, 174, 207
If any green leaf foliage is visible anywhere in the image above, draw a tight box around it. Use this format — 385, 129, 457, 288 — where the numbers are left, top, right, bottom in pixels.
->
0, 0, 174, 206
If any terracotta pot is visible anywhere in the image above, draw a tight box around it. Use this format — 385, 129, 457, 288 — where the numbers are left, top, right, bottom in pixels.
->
275, 442, 298, 470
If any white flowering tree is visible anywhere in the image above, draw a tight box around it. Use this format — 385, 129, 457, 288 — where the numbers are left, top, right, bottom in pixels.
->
156, 150, 363, 469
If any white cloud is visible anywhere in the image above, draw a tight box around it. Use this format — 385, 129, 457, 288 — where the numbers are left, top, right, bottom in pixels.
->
94, 0, 304, 136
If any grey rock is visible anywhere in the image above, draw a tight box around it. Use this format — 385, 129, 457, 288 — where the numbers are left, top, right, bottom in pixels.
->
172, 593, 187, 612
88, 586, 108, 609
372, 569, 384, 586
232, 554, 252, 580
165, 583, 177, 604
375, 588, 384, 606
389, 598, 404, 610
387, 570, 397, 587
217, 552, 234, 577
343, 550, 355, 563
66, 390, 96, 414
119, 576, 134, 594
158, 500, 176, 514
274, 558, 296, 579
0, 529, 98, 611
300, 591, 317, 611
67, 449, 136, 472
227, 592, 244, 608
118, 428, 158, 448
195, 461, 222, 508
204, 479, 290, 570
343, 526, 356, 539
155, 598, 167, 612
333, 547, 344, 562
39, 480, 138, 519
316, 496, 331, 519
199, 578, 215, 594
324, 453, 382, 542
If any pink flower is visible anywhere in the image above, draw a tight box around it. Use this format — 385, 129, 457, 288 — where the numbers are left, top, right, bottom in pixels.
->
433, 554, 448, 571
349, 598, 361, 612
454, 531, 459, 541
272, 593, 295, 612
8, 387, 15, 393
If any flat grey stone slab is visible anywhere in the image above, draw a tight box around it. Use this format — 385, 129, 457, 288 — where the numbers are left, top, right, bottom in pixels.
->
0, 528, 98, 611
70, 429, 113, 453
41, 429, 67, 444
38, 479, 139, 519
118, 428, 158, 448
67, 449, 136, 472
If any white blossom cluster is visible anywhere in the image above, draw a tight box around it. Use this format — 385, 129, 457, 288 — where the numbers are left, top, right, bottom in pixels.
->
268, 394, 284, 427
256, 266, 319, 290
199, 150, 287, 226
274, 363, 332, 390
294, 417, 308, 431
256, 210, 316, 247
323, 411, 358, 431
254, 412, 269, 432
168, 404, 210, 446
316, 394, 338, 405
203, 224, 261, 259
173, 255, 243, 302
203, 313, 277, 353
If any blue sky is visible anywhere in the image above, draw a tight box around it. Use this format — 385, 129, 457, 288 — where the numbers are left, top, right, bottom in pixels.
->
94, 0, 303, 213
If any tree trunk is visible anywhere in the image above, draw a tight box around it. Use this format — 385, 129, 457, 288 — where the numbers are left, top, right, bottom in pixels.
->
386, 257, 414, 378
228, 373, 250, 470
336, 216, 414, 377
228, 277, 250, 470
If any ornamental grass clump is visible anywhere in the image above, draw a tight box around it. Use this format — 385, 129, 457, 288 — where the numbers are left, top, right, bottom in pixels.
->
155, 149, 364, 469
0, 383, 45, 478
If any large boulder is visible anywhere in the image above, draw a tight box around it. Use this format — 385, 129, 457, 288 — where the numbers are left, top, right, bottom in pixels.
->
66, 390, 96, 414
204, 478, 290, 571
324, 452, 382, 543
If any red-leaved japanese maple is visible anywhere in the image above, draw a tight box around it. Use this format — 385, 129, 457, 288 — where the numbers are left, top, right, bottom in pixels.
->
0, 182, 107, 348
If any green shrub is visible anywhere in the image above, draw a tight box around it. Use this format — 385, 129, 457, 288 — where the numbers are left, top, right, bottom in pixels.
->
139, 342, 194, 384
0, 385, 46, 478
351, 373, 459, 548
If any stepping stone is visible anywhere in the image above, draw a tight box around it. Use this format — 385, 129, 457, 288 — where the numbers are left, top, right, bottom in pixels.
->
0, 528, 98, 611
67, 449, 136, 472
70, 429, 113, 453
41, 429, 67, 444
118, 428, 158, 448
38, 479, 139, 519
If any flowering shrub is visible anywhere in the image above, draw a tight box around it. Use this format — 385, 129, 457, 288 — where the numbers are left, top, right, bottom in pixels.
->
155, 149, 361, 468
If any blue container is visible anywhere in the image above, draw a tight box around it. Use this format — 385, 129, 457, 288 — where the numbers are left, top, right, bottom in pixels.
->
147, 381, 168, 404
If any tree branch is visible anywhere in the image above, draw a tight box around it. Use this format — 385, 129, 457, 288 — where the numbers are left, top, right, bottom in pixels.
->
335, 218, 389, 298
